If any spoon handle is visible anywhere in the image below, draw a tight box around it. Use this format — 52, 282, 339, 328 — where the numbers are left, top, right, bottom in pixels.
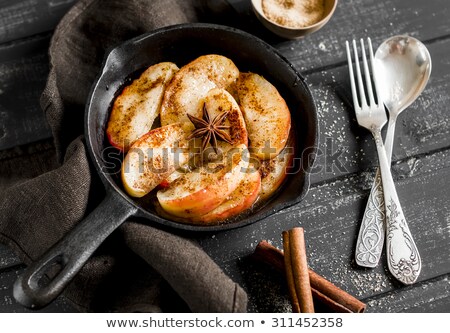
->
355, 117, 396, 267
372, 129, 421, 284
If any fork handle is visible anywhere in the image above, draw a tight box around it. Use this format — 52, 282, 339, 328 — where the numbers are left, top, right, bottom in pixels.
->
355, 168, 384, 267
372, 129, 421, 284
355, 117, 397, 267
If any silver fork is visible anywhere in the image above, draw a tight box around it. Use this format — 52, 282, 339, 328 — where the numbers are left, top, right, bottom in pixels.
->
346, 38, 421, 285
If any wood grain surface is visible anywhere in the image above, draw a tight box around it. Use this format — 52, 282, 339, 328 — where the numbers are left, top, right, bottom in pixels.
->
0, 0, 449, 312
0, 0, 78, 43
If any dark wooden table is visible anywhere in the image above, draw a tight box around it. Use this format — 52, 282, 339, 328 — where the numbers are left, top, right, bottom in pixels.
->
1, 0, 449, 313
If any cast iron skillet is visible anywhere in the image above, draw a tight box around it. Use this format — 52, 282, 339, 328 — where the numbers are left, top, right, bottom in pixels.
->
14, 23, 318, 309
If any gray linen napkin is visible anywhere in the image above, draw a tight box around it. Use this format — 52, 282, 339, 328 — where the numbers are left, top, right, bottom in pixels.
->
0, 0, 247, 312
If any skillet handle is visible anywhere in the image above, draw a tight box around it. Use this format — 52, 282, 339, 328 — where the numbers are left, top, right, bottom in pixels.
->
13, 191, 137, 309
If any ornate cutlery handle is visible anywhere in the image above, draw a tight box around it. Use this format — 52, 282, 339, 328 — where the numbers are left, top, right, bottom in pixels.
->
355, 169, 385, 267
355, 117, 397, 267
372, 130, 421, 284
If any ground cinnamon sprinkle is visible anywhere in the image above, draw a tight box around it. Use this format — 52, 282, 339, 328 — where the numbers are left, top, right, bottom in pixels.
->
262, 0, 325, 28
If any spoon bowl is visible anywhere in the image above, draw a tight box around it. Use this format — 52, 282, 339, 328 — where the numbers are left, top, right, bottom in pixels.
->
374, 35, 432, 116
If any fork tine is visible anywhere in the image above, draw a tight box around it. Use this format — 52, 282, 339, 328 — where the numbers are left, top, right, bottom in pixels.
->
360, 38, 376, 106
345, 41, 359, 111
352, 40, 367, 109
368, 37, 381, 106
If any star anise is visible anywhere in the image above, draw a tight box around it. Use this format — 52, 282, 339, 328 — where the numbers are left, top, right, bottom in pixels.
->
187, 103, 232, 154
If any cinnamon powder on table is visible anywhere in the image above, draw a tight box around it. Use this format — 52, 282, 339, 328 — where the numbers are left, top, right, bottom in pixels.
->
262, 0, 325, 28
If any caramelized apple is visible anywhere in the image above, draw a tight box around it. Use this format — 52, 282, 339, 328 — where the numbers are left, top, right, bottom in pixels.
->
259, 145, 294, 200
121, 123, 191, 198
111, 56, 295, 225
236, 72, 291, 160
160, 55, 239, 126
156, 145, 250, 218
196, 165, 261, 224
203, 88, 248, 150
107, 62, 178, 151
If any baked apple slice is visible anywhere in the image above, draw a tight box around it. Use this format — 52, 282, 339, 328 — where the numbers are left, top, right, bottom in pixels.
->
107, 62, 179, 151
203, 88, 248, 150
236, 72, 291, 160
259, 144, 295, 200
196, 165, 261, 224
158, 168, 186, 189
160, 55, 239, 126
121, 123, 190, 198
156, 144, 249, 218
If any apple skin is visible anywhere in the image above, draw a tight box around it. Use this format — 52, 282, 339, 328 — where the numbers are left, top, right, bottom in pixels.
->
121, 123, 190, 198
157, 169, 185, 189
156, 145, 249, 218
236, 72, 291, 160
107, 131, 125, 152
195, 165, 261, 224
107, 62, 178, 152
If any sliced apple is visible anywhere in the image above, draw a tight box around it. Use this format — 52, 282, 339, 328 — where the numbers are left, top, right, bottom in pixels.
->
196, 165, 261, 224
203, 88, 248, 151
160, 55, 239, 126
107, 62, 179, 151
158, 169, 186, 189
236, 72, 291, 160
121, 123, 191, 198
259, 144, 295, 200
156, 145, 249, 218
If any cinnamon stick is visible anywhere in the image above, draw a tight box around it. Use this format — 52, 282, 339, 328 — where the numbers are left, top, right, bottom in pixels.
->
282, 230, 301, 313
252, 240, 367, 313
282, 228, 315, 313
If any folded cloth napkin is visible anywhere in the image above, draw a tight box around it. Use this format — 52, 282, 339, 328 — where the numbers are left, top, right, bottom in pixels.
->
0, 0, 247, 312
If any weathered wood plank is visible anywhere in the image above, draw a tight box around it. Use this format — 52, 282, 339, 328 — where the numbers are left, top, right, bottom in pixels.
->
0, 265, 76, 312
0, 0, 78, 44
0, 34, 52, 150
199, 146, 450, 311
365, 274, 450, 312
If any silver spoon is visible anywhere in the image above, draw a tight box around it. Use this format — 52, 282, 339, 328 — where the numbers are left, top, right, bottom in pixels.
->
355, 35, 432, 270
